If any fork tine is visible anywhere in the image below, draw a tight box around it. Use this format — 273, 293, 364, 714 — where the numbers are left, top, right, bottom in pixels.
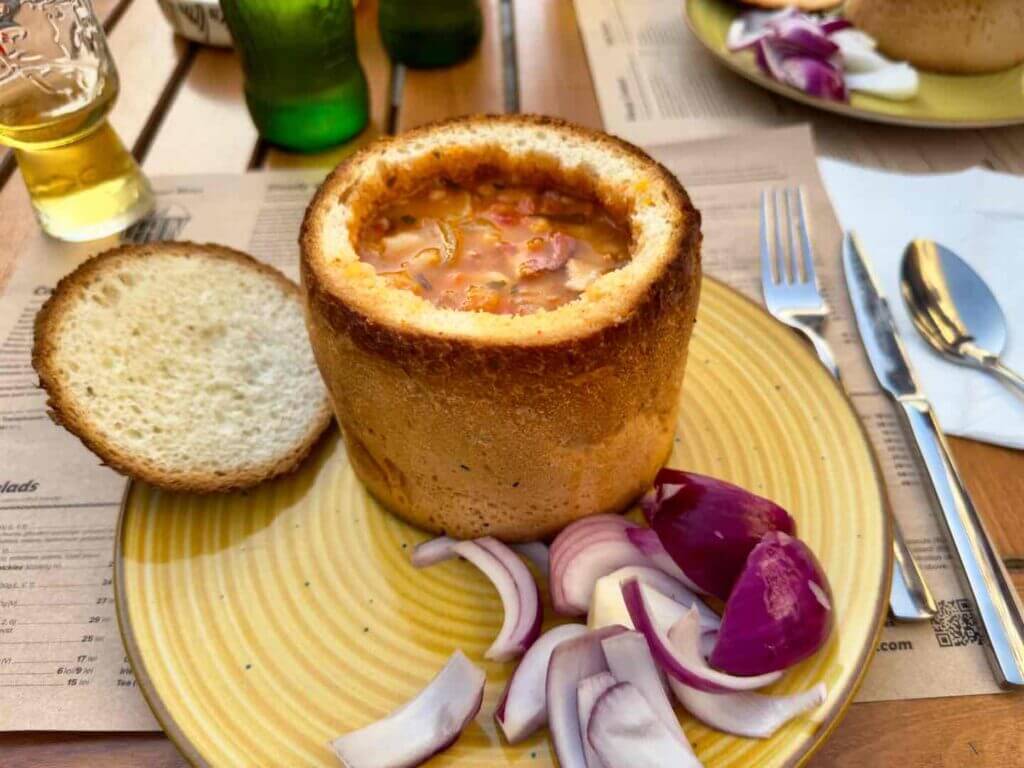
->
793, 187, 817, 286
783, 188, 800, 284
772, 188, 787, 284
759, 190, 776, 285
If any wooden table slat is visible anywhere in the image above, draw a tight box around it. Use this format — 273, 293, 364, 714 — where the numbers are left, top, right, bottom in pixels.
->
396, 0, 505, 132
142, 46, 258, 177
512, 0, 602, 129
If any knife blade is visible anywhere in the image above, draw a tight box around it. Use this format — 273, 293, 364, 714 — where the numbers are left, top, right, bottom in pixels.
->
843, 232, 1024, 688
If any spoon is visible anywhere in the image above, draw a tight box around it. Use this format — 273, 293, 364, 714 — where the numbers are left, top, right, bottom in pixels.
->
901, 239, 1024, 397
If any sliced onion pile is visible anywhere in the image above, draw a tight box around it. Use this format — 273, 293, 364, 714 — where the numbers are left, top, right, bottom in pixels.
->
727, 8, 919, 102
328, 650, 485, 768
373, 468, 835, 766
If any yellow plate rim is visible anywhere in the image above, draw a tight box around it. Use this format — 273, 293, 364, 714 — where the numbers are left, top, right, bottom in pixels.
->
114, 276, 893, 768
683, 0, 1024, 130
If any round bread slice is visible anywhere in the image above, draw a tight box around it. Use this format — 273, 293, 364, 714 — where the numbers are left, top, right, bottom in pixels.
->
33, 242, 333, 493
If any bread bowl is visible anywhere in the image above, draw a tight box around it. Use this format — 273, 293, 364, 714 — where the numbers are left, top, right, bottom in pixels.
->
300, 115, 702, 541
844, 0, 1024, 74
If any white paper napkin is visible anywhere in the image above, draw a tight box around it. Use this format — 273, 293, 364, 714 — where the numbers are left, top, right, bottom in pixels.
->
818, 159, 1024, 450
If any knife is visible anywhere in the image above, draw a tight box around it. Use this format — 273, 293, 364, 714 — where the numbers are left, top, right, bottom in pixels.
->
843, 232, 1024, 688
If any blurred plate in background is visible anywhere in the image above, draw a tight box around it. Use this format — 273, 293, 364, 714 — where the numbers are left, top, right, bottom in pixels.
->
685, 0, 1024, 129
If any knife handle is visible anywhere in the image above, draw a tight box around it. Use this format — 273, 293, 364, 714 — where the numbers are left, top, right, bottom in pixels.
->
898, 398, 1024, 688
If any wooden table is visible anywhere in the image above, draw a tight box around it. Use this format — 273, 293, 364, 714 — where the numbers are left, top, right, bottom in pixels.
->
2, 1, 1023, 765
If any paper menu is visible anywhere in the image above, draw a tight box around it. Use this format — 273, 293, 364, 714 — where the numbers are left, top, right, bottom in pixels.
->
0, 133, 1005, 732
572, 0, 781, 147
0, 172, 322, 731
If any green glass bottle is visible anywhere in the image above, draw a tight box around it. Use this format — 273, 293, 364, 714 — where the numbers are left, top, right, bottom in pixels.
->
220, 0, 369, 152
378, 0, 483, 69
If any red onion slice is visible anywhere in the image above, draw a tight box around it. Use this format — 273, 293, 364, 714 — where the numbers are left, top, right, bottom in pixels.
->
513, 542, 550, 576
551, 514, 635, 562
551, 516, 637, 599
726, 7, 798, 51
558, 538, 653, 617
328, 650, 485, 768
452, 539, 538, 661
546, 625, 627, 768
410, 535, 457, 568
625, 528, 704, 594
769, 16, 839, 59
639, 489, 657, 524
622, 580, 782, 693
494, 623, 588, 743
475, 537, 542, 656
601, 632, 696, 756
588, 567, 720, 632
820, 17, 852, 35
587, 683, 703, 768
669, 678, 826, 739
576, 672, 617, 768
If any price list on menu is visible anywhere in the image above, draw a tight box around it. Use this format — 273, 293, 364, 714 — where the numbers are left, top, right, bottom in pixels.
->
0, 172, 320, 731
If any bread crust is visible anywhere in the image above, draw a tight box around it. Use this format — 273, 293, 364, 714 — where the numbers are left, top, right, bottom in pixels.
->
300, 115, 702, 541
845, 0, 1024, 74
32, 242, 334, 494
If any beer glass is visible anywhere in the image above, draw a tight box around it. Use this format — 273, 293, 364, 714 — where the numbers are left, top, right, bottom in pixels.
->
0, 0, 154, 241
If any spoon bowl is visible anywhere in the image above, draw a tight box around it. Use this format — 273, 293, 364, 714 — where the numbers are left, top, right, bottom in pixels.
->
901, 239, 1024, 396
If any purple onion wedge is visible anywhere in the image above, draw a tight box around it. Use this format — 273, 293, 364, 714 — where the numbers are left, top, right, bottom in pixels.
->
328, 650, 485, 768
648, 469, 796, 600
710, 531, 833, 676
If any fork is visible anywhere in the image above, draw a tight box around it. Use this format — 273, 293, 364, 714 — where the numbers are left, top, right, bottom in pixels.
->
760, 187, 937, 622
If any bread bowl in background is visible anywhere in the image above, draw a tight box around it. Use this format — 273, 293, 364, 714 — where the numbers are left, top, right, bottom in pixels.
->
300, 115, 702, 541
844, 0, 1024, 74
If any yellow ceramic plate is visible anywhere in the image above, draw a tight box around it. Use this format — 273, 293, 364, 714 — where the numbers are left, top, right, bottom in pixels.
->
116, 278, 891, 768
685, 0, 1024, 128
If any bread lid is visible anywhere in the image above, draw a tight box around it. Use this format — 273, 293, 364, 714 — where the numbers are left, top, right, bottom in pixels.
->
32, 242, 333, 493
300, 115, 700, 348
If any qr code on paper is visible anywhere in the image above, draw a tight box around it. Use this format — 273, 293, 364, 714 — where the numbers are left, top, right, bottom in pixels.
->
931, 599, 984, 648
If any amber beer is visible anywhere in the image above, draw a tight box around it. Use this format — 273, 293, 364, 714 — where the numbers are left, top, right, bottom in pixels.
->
0, 0, 153, 241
